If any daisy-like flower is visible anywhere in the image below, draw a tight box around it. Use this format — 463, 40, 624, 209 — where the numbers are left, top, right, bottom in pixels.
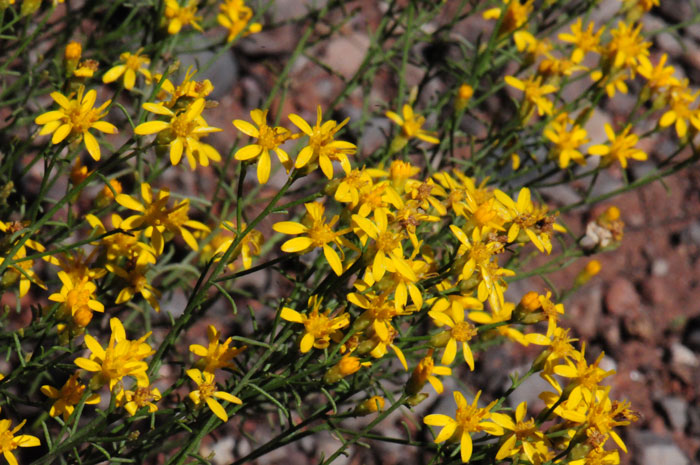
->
423, 390, 507, 463
48, 271, 104, 328
482, 0, 533, 36
505, 75, 557, 120
0, 410, 41, 465
187, 369, 242, 422
134, 98, 222, 170
636, 54, 679, 97
658, 79, 699, 138
405, 349, 452, 395
493, 188, 566, 254
205, 221, 264, 271
189, 325, 246, 373
280, 295, 350, 353
164, 0, 202, 35
273, 201, 352, 276
544, 113, 589, 168
428, 304, 478, 369
116, 383, 162, 416
385, 104, 439, 153
233, 109, 293, 183
558, 18, 603, 63
102, 49, 152, 90
217, 0, 262, 42
495, 401, 551, 462
74, 317, 154, 390
288, 105, 357, 179
352, 209, 416, 282
41, 373, 100, 420
588, 124, 647, 168
603, 21, 650, 70
34, 85, 118, 161
117, 183, 210, 254
106, 251, 162, 312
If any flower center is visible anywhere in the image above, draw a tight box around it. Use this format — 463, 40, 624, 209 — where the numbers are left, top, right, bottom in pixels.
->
170, 113, 198, 138
198, 382, 216, 400
0, 430, 17, 452
452, 321, 477, 342
133, 387, 155, 407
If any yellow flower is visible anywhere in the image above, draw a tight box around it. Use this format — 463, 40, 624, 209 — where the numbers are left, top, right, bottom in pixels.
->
405, 349, 452, 395
217, 0, 262, 42
187, 369, 242, 422
423, 391, 507, 463
323, 353, 370, 384
588, 124, 647, 168
428, 304, 478, 369
591, 68, 631, 98
0, 221, 47, 298
456, 84, 473, 111
505, 75, 557, 120
48, 271, 104, 328
134, 98, 222, 170
352, 209, 416, 282
85, 213, 157, 264
558, 18, 603, 63
189, 325, 246, 372
74, 317, 154, 390
41, 373, 100, 420
280, 295, 350, 353
495, 401, 550, 462
233, 109, 293, 184
117, 183, 210, 254
658, 79, 699, 138
34, 85, 117, 161
289, 105, 356, 178
482, 0, 533, 36
543, 113, 589, 168
0, 411, 41, 465
385, 104, 440, 151
102, 49, 152, 90
273, 201, 352, 276
164, 0, 202, 35
106, 251, 162, 312
552, 344, 616, 405
636, 54, 679, 96
603, 21, 650, 70
493, 187, 565, 254
116, 384, 162, 416
208, 221, 264, 270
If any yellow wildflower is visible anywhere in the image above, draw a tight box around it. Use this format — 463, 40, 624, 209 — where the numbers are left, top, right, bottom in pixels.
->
428, 304, 478, 369
74, 317, 154, 390
504, 75, 557, 120
482, 0, 533, 36
558, 18, 603, 63
41, 373, 100, 420
217, 0, 262, 42
603, 21, 650, 70
280, 295, 349, 353
34, 85, 117, 161
385, 104, 439, 152
102, 49, 152, 90
187, 369, 242, 422
495, 401, 551, 462
134, 98, 222, 170
0, 411, 41, 465
116, 384, 162, 416
208, 221, 264, 270
189, 325, 246, 372
289, 105, 356, 178
233, 109, 293, 184
106, 251, 162, 311
588, 124, 647, 168
424, 391, 507, 463
164, 0, 202, 35
273, 201, 352, 276
405, 349, 452, 395
659, 79, 699, 138
636, 54, 679, 97
543, 113, 589, 168
323, 353, 371, 384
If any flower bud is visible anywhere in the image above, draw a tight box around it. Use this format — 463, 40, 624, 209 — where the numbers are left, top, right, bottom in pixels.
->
455, 84, 473, 112
574, 260, 601, 286
353, 396, 385, 416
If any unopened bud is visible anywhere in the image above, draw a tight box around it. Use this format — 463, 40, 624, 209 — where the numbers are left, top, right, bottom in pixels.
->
353, 396, 385, 416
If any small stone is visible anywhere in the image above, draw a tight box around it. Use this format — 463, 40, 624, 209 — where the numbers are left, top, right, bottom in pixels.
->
670, 342, 699, 367
322, 33, 370, 78
651, 259, 670, 277
660, 396, 688, 432
604, 278, 641, 316
631, 431, 689, 465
